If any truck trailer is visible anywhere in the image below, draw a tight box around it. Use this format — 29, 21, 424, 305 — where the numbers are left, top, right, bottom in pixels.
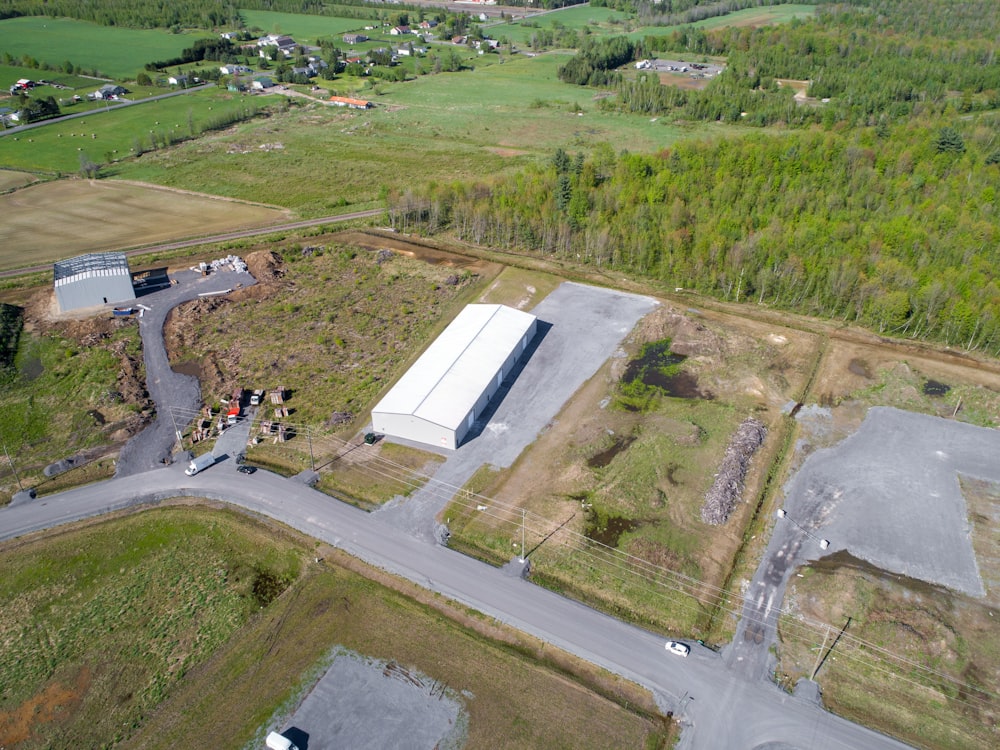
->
185, 453, 216, 476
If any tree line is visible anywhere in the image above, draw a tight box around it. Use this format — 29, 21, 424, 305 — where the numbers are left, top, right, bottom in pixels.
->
387, 114, 1000, 353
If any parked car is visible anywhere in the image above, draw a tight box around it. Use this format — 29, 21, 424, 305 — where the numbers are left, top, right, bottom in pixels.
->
237, 465, 256, 475
665, 640, 690, 657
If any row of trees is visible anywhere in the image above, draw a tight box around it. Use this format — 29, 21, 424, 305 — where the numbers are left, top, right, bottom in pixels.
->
387, 115, 1000, 353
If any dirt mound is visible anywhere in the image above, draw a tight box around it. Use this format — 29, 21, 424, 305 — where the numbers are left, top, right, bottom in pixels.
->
245, 250, 285, 283
628, 306, 726, 359
701, 417, 767, 525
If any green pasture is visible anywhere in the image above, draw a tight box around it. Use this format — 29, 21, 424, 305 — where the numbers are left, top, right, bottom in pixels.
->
631, 3, 817, 40
112, 53, 690, 216
0, 64, 97, 92
0, 88, 259, 173
240, 9, 379, 42
0, 17, 212, 80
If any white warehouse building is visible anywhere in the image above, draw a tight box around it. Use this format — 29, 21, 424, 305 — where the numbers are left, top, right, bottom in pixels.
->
53, 252, 135, 313
371, 304, 538, 450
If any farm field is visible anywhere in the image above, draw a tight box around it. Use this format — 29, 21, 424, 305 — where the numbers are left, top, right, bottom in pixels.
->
0, 17, 212, 80
0, 179, 288, 268
0, 169, 35, 191
0, 506, 665, 750
495, 4, 818, 45
240, 9, 379, 40
0, 88, 265, 174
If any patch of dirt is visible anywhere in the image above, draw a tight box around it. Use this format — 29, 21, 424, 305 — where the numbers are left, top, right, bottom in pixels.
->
487, 147, 530, 157
0, 666, 91, 745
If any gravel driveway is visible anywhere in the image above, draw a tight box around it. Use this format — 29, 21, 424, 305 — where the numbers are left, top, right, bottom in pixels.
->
115, 266, 256, 477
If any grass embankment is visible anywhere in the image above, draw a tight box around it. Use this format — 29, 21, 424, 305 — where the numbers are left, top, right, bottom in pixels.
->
0, 17, 211, 79
0, 315, 144, 505
0, 505, 670, 749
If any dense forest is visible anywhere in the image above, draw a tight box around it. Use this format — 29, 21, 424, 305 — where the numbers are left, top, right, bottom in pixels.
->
392, 0, 1000, 354
559, 1, 1000, 127
389, 120, 1000, 351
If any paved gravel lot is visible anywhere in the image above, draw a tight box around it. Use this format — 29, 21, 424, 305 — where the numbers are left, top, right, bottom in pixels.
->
277, 650, 465, 750
375, 282, 658, 541
115, 266, 255, 477
787, 406, 995, 596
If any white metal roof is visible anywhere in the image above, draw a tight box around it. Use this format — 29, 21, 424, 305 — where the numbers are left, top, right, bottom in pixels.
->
373, 304, 537, 431
53, 252, 131, 285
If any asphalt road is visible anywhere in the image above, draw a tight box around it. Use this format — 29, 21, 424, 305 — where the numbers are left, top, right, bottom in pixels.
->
0, 465, 912, 750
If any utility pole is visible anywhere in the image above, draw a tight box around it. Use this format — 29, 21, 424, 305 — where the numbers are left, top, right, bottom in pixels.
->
3, 443, 24, 492
307, 427, 315, 472
520, 507, 526, 563
812, 624, 832, 680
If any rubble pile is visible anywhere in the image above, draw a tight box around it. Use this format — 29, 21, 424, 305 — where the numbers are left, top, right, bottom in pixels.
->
209, 254, 248, 274
701, 417, 767, 525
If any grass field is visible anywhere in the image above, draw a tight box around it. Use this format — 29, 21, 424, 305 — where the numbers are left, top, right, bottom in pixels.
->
240, 9, 378, 41
0, 180, 287, 268
0, 506, 667, 749
0, 88, 268, 174
495, 4, 818, 46
112, 53, 691, 216
0, 17, 212, 80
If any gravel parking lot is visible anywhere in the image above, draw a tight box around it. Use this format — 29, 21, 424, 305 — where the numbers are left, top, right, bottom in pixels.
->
273, 650, 465, 750
786, 406, 996, 597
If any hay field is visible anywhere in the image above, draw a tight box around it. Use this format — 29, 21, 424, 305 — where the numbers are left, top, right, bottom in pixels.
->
0, 170, 36, 191
0, 180, 288, 270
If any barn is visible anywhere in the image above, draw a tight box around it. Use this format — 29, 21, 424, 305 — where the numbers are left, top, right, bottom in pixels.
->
53, 252, 136, 313
371, 304, 538, 450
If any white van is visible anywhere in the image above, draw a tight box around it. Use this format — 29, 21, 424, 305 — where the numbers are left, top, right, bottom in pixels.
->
265, 731, 298, 750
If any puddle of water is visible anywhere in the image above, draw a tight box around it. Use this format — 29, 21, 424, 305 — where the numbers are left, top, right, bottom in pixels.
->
848, 358, 872, 378
585, 510, 639, 547
173, 359, 202, 379
621, 339, 712, 399
587, 435, 636, 468
20, 355, 42, 381
923, 379, 951, 397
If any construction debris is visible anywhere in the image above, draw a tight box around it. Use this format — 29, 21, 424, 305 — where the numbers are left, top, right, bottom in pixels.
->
701, 417, 767, 526
269, 386, 286, 404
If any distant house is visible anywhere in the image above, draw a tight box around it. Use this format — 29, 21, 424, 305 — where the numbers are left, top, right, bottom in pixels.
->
343, 33, 368, 44
328, 95, 373, 109
89, 84, 127, 101
452, 36, 467, 45
257, 34, 297, 58
0, 106, 16, 124
168, 75, 189, 86
390, 25, 410, 36
418, 20, 438, 30
220, 31, 237, 40
345, 56, 363, 65
220, 64, 252, 75
251, 76, 275, 90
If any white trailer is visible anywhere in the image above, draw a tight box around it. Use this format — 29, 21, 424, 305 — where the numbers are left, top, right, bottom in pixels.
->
185, 453, 216, 476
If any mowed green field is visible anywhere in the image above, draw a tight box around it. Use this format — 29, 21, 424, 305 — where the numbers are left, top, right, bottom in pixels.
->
0, 88, 260, 173
0, 180, 288, 268
240, 9, 378, 40
0, 17, 211, 80
0, 64, 96, 91
114, 53, 691, 216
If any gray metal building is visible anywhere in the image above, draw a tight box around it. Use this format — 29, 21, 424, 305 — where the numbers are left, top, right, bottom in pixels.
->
53, 252, 136, 313
371, 304, 538, 450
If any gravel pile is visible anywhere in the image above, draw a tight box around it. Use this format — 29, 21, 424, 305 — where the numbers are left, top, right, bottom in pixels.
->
701, 417, 767, 525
